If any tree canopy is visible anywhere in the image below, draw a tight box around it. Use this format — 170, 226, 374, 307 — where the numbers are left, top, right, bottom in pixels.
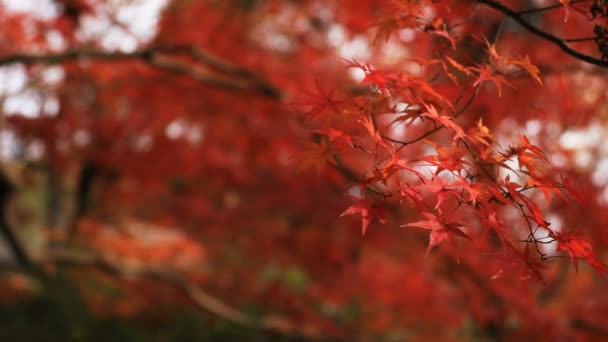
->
1, 0, 608, 340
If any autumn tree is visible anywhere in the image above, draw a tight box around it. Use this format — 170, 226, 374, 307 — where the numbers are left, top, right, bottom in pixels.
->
1, 0, 608, 340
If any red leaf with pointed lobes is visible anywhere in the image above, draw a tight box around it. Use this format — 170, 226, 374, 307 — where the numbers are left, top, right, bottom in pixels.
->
308, 128, 353, 147
397, 181, 424, 210
489, 243, 548, 283
476, 145, 509, 168
341, 197, 387, 236
415, 175, 463, 212
373, 15, 419, 44
453, 174, 492, 207
12, 0, 608, 334
373, 150, 426, 184
477, 206, 510, 244
296, 139, 337, 174
518, 151, 546, 178
403, 212, 471, 256
421, 104, 466, 142
371, 0, 427, 43
502, 176, 552, 230
399, 78, 452, 109
417, 141, 469, 174
467, 118, 495, 147
446, 57, 474, 77
561, 175, 584, 204
526, 177, 567, 202
358, 115, 384, 145
394, 159, 426, 182
471, 64, 514, 97
388, 105, 422, 127
426, 18, 456, 50
503, 135, 549, 178
345, 60, 394, 90
553, 232, 608, 275
509, 55, 543, 85
300, 81, 345, 118
517, 135, 548, 163
482, 36, 502, 62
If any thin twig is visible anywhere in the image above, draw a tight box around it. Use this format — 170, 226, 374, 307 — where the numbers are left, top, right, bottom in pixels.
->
517, 0, 587, 15
476, 0, 608, 67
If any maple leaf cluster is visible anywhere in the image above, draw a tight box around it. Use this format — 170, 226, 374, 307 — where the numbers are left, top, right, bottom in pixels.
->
305, 33, 607, 281
2, 0, 608, 340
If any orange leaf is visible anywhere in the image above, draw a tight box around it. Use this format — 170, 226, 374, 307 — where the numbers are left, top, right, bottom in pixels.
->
510, 55, 542, 85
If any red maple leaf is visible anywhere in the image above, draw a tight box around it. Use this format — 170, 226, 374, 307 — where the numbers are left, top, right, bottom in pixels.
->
417, 141, 468, 174
471, 64, 513, 97
509, 55, 543, 85
553, 232, 608, 274
308, 128, 353, 147
421, 104, 467, 141
415, 176, 463, 212
403, 212, 471, 256
341, 197, 387, 236
358, 115, 384, 145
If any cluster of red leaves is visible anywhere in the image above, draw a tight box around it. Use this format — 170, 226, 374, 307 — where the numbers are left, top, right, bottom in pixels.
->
301, 1, 608, 281
3, 0, 608, 339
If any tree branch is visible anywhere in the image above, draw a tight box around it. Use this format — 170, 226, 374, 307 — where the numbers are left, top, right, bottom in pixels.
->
0, 171, 36, 272
517, 0, 587, 15
380, 87, 479, 152
46, 246, 322, 339
0, 46, 283, 100
476, 0, 608, 67
571, 318, 608, 336
67, 161, 98, 240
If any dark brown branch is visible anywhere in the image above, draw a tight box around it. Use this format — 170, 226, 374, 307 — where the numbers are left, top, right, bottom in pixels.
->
0, 171, 37, 272
564, 37, 596, 43
517, 0, 587, 15
571, 319, 608, 336
44, 167, 64, 228
67, 161, 98, 240
476, 0, 608, 67
0, 49, 147, 65
48, 247, 253, 326
518, 3, 565, 14
161, 45, 258, 80
148, 54, 259, 94
47, 246, 321, 339
0, 46, 283, 100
